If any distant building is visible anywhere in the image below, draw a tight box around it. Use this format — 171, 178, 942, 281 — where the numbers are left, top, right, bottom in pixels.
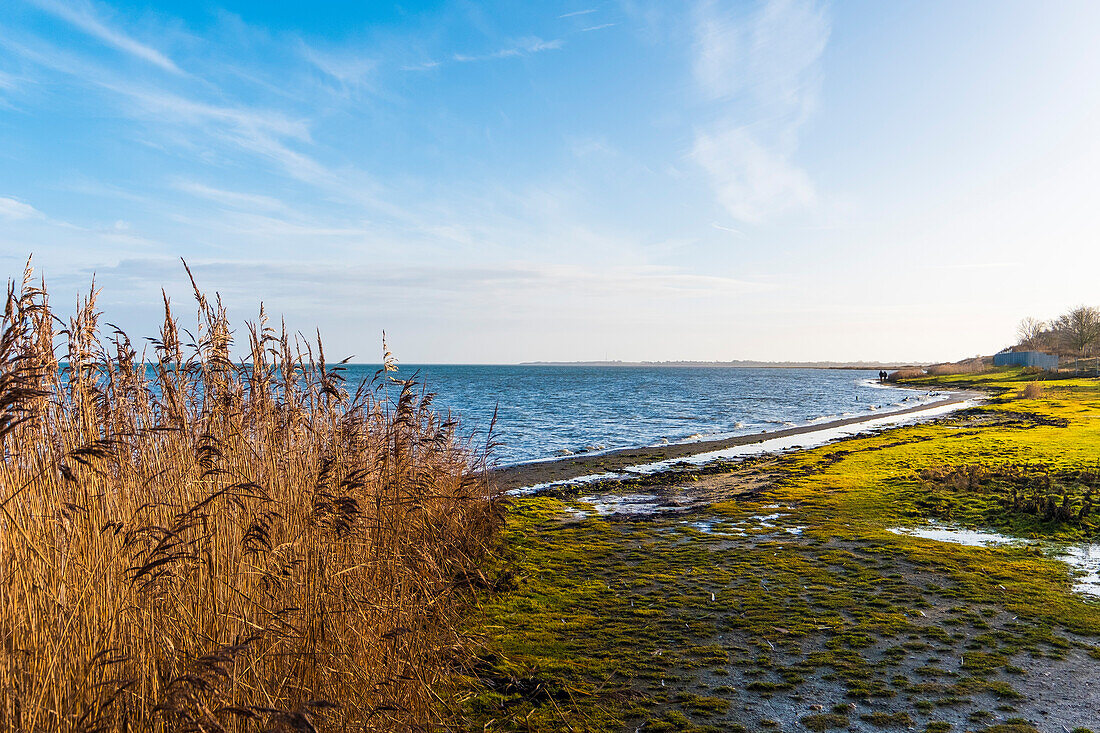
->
993, 350, 1059, 370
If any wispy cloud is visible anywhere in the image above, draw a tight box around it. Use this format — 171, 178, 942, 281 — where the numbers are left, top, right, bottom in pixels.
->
1, 31, 340, 192
926, 261, 1022, 271
399, 60, 442, 72
173, 180, 289, 213
0, 196, 44, 220
299, 42, 376, 91
711, 222, 745, 236
694, 125, 816, 223
25, 0, 183, 74
77, 258, 767, 308
580, 23, 617, 32
559, 9, 598, 19
408, 37, 563, 70
691, 0, 829, 223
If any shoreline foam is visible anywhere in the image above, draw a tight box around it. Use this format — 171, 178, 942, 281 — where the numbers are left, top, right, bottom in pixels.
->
494, 387, 982, 494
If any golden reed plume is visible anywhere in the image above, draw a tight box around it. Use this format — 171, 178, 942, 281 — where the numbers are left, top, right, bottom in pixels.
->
0, 258, 500, 731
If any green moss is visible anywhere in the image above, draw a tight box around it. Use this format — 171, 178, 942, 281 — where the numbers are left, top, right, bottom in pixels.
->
800, 713, 849, 730
861, 711, 913, 726
675, 693, 730, 715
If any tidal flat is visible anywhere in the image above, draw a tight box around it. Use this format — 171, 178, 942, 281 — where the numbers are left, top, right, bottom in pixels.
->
445, 371, 1100, 732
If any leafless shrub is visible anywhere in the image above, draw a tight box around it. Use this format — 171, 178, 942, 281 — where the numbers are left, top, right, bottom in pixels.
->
1021, 382, 1045, 399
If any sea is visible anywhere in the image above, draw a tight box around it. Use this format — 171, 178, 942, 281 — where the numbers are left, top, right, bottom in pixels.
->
340, 365, 933, 466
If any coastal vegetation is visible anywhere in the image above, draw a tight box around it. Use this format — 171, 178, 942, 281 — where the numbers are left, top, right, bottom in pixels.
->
0, 263, 499, 731
1014, 306, 1100, 356
450, 369, 1100, 730
6, 256, 1100, 731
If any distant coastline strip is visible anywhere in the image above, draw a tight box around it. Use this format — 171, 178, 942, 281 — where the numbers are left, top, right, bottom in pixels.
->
518, 361, 925, 369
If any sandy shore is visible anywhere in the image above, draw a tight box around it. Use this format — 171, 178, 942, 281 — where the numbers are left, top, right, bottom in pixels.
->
491, 389, 981, 493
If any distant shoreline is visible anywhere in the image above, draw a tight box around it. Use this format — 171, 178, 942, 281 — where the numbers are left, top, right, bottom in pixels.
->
519, 361, 925, 370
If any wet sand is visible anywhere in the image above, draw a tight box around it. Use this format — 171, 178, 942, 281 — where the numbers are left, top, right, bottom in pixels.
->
491, 391, 979, 493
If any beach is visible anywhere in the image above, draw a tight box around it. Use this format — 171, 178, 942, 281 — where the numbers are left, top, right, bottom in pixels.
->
492, 389, 981, 493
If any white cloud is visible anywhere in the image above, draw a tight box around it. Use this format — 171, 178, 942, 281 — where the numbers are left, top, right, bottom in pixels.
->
711, 222, 744, 236
26, 0, 183, 74
73, 258, 767, 307
412, 37, 563, 69
691, 0, 829, 223
0, 196, 44, 220
694, 0, 826, 105
174, 180, 289, 213
559, 9, 597, 19
693, 125, 815, 223
300, 43, 376, 90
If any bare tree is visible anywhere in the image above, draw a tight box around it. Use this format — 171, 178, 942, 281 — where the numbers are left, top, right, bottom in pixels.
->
1016, 316, 1047, 350
1053, 306, 1100, 356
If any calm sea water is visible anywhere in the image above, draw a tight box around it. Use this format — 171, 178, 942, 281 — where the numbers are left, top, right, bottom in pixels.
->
342, 366, 929, 466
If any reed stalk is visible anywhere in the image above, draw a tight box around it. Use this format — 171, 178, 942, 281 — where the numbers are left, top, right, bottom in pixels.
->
0, 259, 499, 731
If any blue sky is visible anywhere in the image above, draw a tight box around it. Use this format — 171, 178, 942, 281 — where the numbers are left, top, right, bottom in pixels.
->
2, 0, 1099, 363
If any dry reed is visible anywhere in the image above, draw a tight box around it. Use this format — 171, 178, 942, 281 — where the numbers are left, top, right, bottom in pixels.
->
0, 259, 499, 731
1021, 381, 1045, 399
925, 358, 986, 376
885, 368, 925, 382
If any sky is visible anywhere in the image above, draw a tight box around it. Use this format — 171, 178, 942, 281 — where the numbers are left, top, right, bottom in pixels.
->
1, 0, 1099, 364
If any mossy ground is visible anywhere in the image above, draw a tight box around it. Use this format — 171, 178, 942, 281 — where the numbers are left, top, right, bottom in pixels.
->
443, 369, 1100, 731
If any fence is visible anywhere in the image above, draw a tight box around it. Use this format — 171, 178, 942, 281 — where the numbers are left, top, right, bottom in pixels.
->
1061, 356, 1100, 377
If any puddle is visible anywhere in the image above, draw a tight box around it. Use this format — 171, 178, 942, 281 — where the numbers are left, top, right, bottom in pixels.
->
890, 522, 1100, 598
509, 471, 626, 496
1061, 544, 1100, 597
889, 524, 1023, 548
756, 512, 787, 528
574, 493, 689, 516
678, 512, 804, 538
683, 519, 745, 536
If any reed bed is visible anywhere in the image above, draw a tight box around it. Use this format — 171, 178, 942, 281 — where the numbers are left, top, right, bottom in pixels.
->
0, 261, 499, 732
925, 357, 987, 376
885, 368, 925, 382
